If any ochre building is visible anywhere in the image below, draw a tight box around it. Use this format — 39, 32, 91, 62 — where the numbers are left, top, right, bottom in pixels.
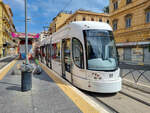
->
49, 9, 109, 34
0, 0, 16, 57
109, 0, 150, 64
49, 12, 71, 34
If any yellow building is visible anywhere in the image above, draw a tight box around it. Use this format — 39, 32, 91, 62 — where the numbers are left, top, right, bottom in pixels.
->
109, 0, 150, 64
49, 12, 72, 34
49, 9, 110, 34
0, 0, 16, 57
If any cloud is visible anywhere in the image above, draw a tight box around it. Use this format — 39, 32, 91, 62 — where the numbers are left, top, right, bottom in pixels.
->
35, 0, 108, 17
4, 0, 24, 10
14, 0, 24, 7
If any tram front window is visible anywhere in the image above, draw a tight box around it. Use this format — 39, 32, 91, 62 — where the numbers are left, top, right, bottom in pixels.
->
84, 30, 118, 71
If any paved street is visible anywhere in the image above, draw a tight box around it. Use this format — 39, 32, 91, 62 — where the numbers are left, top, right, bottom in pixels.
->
0, 60, 82, 113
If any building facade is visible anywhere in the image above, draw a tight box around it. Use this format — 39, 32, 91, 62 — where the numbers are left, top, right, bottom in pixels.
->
49, 12, 72, 34
0, 0, 16, 58
49, 9, 110, 34
58, 9, 110, 30
109, 0, 150, 64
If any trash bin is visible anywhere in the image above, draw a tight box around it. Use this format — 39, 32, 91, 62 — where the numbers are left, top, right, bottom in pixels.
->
20, 64, 33, 92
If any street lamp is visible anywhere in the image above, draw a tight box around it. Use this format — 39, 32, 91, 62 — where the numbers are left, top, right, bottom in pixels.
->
20, 0, 33, 92
25, 0, 28, 64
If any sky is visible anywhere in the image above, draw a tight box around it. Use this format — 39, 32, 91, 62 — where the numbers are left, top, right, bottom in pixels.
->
3, 0, 109, 33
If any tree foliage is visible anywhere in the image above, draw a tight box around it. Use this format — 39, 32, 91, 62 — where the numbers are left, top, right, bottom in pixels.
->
103, 6, 109, 14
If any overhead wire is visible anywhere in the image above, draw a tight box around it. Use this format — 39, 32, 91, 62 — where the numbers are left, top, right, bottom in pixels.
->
60, 0, 73, 12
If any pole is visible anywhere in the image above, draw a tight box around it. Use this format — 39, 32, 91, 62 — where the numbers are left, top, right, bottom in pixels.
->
25, 0, 29, 64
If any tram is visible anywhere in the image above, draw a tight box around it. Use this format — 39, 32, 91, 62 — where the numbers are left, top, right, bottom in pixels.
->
40, 21, 122, 93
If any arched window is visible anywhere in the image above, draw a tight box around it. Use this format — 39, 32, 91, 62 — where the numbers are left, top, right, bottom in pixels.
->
145, 6, 150, 23
82, 17, 86, 21
126, 0, 132, 4
112, 19, 118, 31
107, 20, 109, 24
113, 1, 118, 10
125, 14, 132, 28
99, 18, 102, 22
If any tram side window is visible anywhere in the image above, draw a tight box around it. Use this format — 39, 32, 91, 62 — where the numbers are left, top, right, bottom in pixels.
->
52, 43, 60, 62
64, 39, 71, 72
72, 38, 84, 69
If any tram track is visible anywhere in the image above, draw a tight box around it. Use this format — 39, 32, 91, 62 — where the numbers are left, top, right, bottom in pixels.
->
0, 56, 16, 70
84, 87, 150, 113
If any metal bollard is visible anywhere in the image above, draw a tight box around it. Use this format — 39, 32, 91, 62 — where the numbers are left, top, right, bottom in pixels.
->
20, 64, 33, 92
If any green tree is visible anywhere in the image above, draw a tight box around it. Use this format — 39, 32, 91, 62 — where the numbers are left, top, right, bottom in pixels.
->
103, 6, 109, 14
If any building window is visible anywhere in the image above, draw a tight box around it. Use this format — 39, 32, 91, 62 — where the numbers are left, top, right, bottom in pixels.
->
146, 11, 150, 23
113, 1, 118, 10
126, 0, 132, 4
107, 20, 109, 24
99, 18, 102, 22
125, 15, 132, 28
83, 17, 86, 21
91, 18, 94, 21
74, 18, 76, 21
113, 20, 118, 31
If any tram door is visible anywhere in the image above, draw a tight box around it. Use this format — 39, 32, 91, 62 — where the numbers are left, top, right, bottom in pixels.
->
61, 39, 72, 81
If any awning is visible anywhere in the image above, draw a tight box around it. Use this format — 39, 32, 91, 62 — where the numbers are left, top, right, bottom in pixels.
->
116, 41, 150, 47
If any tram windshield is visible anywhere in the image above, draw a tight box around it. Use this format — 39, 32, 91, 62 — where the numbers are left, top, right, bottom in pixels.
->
84, 30, 118, 71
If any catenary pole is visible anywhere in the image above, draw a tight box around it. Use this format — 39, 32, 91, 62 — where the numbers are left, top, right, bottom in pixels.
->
25, 0, 29, 64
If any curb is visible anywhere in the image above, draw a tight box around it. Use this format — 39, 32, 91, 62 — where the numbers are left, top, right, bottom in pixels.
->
0, 59, 17, 80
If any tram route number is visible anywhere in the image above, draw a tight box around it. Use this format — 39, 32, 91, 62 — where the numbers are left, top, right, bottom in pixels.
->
109, 74, 113, 78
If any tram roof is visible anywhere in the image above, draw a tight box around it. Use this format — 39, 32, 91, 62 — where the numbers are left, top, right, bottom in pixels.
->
70, 21, 112, 31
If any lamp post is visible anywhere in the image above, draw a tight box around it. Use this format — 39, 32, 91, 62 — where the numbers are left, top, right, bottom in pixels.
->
20, 0, 33, 92
25, 0, 28, 64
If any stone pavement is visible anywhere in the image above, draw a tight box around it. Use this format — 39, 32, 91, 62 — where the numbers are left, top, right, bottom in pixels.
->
0, 60, 82, 113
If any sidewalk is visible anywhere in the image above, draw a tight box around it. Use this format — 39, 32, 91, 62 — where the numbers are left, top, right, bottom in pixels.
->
0, 60, 82, 113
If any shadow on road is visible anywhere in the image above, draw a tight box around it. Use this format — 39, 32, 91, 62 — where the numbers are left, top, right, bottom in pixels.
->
33, 70, 54, 83
6, 86, 21, 92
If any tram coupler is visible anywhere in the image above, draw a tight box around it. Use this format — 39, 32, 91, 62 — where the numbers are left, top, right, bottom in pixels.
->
20, 63, 33, 92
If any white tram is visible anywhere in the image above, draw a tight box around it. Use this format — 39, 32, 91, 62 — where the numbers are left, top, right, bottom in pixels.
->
40, 21, 122, 93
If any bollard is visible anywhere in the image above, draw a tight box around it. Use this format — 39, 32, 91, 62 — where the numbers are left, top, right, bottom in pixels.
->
20, 63, 33, 92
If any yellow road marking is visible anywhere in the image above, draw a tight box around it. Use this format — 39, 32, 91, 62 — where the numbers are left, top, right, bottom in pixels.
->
39, 62, 108, 113
0, 59, 17, 80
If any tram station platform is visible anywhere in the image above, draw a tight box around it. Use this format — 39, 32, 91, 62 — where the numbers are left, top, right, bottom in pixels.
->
0, 59, 106, 113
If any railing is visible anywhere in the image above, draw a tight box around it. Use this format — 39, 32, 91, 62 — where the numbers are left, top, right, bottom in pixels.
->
120, 62, 150, 85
